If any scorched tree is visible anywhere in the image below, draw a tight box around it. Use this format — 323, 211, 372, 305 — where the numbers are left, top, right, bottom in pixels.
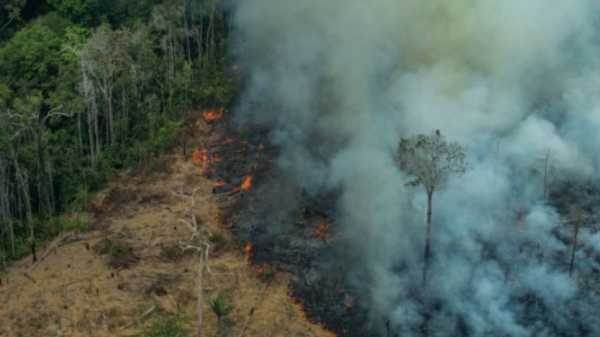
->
395, 130, 467, 285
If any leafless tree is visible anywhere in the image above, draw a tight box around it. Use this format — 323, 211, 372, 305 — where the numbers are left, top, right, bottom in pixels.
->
174, 188, 211, 337
533, 149, 555, 200
567, 207, 589, 277
395, 130, 467, 285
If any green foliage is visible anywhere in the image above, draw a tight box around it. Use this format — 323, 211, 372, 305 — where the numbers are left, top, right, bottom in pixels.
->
153, 120, 184, 152
0, 0, 237, 267
140, 313, 189, 337
48, 214, 90, 233
109, 241, 132, 259
48, 0, 100, 25
0, 0, 26, 40
194, 66, 237, 107
94, 238, 138, 269
0, 18, 67, 96
211, 293, 235, 320
7, 236, 34, 261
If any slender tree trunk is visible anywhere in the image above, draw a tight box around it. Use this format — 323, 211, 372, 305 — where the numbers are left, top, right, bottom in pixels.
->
78, 111, 84, 156
184, 0, 192, 64
93, 101, 101, 161
197, 22, 204, 67
46, 160, 55, 215
207, 9, 214, 65
569, 217, 581, 277
8, 219, 15, 256
11, 149, 36, 262
108, 86, 114, 145
0, 158, 14, 256
87, 108, 95, 166
196, 248, 207, 337
543, 151, 550, 200
423, 190, 433, 286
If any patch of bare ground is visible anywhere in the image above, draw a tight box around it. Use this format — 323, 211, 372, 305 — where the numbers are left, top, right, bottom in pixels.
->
0, 152, 335, 337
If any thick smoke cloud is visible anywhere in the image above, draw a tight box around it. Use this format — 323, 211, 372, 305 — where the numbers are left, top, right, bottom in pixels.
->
232, 1, 600, 336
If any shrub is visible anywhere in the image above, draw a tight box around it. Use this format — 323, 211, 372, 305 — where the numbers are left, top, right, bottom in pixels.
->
211, 293, 234, 321
141, 313, 189, 337
93, 238, 139, 269
49, 214, 90, 233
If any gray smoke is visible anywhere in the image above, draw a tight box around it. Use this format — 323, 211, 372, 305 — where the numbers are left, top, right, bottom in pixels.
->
232, 1, 600, 336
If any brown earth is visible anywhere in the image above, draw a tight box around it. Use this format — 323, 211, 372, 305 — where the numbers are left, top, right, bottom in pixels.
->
0, 150, 335, 337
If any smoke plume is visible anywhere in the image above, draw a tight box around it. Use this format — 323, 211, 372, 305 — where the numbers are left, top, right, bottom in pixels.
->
232, 1, 600, 336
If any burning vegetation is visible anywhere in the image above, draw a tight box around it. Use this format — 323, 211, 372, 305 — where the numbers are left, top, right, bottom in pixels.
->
202, 108, 225, 123
313, 223, 330, 240
240, 175, 254, 191
244, 241, 253, 263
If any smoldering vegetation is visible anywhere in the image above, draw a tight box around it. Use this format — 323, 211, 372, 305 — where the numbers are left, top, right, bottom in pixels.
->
226, 1, 600, 336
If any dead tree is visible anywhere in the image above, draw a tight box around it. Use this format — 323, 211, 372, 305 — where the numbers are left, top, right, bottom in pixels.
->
567, 207, 589, 277
533, 149, 555, 200
174, 188, 211, 337
395, 130, 467, 285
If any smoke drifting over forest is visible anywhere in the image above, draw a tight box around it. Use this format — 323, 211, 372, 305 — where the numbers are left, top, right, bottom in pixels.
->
232, 1, 600, 336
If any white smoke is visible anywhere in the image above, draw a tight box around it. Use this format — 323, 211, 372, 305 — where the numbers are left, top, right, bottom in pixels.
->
232, 1, 600, 336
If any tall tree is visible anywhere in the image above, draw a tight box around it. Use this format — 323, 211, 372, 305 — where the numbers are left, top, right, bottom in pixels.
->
395, 130, 467, 285
0, 0, 26, 39
567, 207, 588, 277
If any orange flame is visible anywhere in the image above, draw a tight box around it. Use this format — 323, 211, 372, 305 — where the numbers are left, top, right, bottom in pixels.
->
191, 148, 222, 175
192, 148, 209, 166
241, 175, 254, 191
254, 263, 271, 275
244, 241, 253, 263
202, 108, 224, 123
222, 137, 234, 145
314, 223, 330, 240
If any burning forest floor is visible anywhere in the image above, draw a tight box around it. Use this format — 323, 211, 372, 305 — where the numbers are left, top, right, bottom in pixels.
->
0, 116, 337, 337
181, 108, 600, 337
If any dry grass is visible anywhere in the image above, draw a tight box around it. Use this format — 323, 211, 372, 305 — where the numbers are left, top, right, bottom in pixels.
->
0, 153, 335, 337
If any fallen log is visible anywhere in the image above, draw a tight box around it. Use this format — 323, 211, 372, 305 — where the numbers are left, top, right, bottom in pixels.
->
24, 232, 75, 283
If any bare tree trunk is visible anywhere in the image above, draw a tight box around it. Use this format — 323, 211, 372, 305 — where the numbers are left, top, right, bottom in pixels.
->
86, 108, 95, 166
569, 214, 581, 277
107, 86, 114, 145
8, 219, 15, 256
11, 148, 36, 262
77, 111, 84, 156
197, 249, 206, 337
93, 100, 101, 161
197, 23, 204, 66
543, 150, 551, 200
423, 190, 433, 286
207, 8, 215, 65
183, 0, 192, 64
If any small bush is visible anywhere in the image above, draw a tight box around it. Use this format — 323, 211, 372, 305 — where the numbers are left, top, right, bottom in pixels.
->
93, 238, 139, 269
159, 244, 188, 263
109, 241, 139, 269
141, 313, 189, 337
49, 214, 90, 233
211, 293, 234, 320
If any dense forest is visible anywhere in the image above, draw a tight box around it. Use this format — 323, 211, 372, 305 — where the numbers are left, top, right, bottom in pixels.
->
0, 0, 235, 267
